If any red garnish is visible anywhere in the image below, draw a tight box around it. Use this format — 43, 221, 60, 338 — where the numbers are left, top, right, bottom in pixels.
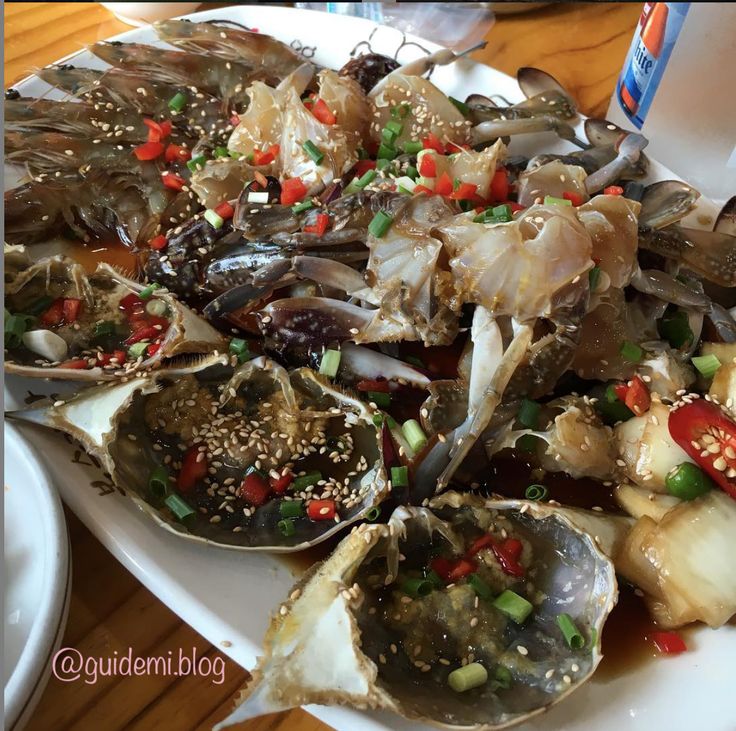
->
354, 159, 376, 177
270, 472, 294, 494
280, 177, 308, 206
252, 144, 280, 166
562, 190, 584, 206
303, 212, 330, 236
119, 293, 144, 313
162, 172, 186, 191
651, 631, 687, 655
62, 298, 82, 323
418, 154, 437, 178
505, 200, 525, 213
429, 557, 454, 582
625, 376, 651, 415
434, 172, 454, 197
238, 471, 271, 506
311, 98, 337, 125
413, 184, 434, 195
422, 132, 445, 154
133, 141, 165, 161
489, 168, 509, 202
165, 143, 191, 163
307, 499, 336, 521
97, 350, 126, 366
355, 379, 391, 393
604, 185, 624, 196
59, 359, 89, 370
39, 299, 65, 327
492, 539, 525, 577
177, 446, 207, 493
466, 534, 495, 557
146, 342, 161, 357
669, 399, 736, 499
450, 182, 478, 201
124, 325, 161, 346
446, 558, 477, 582
214, 201, 235, 220
149, 235, 168, 251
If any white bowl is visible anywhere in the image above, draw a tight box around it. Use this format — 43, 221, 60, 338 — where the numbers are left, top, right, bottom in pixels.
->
100, 2, 201, 27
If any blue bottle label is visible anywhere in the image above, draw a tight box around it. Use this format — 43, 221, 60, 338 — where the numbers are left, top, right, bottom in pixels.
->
616, 2, 690, 129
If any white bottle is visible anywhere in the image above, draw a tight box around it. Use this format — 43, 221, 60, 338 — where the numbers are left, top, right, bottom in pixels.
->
606, 2, 736, 203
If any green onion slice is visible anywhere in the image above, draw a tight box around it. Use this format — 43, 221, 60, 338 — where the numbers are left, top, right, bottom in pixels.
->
557, 613, 585, 649
448, 662, 488, 692
402, 577, 434, 598
403, 140, 424, 155
619, 340, 643, 363
278, 518, 296, 537
94, 320, 116, 338
128, 342, 149, 359
493, 590, 533, 624
214, 146, 229, 158
168, 91, 187, 112
229, 337, 249, 355
364, 506, 381, 522
5, 314, 29, 348
390, 465, 409, 488
145, 299, 167, 317
148, 465, 170, 498
292, 471, 322, 491
524, 484, 548, 501
492, 665, 512, 690
139, 282, 162, 300
368, 390, 391, 408
279, 499, 304, 519
402, 419, 428, 454
377, 142, 397, 160
186, 154, 207, 172
204, 209, 224, 230
467, 573, 493, 600
691, 353, 721, 379
164, 493, 195, 527
658, 309, 693, 349
302, 139, 324, 164
588, 265, 601, 291
292, 199, 314, 214
318, 348, 341, 377
368, 210, 393, 238
544, 195, 572, 207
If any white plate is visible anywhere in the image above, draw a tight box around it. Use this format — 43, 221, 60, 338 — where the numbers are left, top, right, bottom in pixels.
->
5, 5, 736, 731
3, 424, 71, 731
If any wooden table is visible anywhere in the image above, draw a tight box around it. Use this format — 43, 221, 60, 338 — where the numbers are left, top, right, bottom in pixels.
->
5, 3, 642, 730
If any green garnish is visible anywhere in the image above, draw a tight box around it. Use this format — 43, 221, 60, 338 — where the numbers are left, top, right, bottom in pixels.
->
368, 210, 393, 238
187, 154, 207, 172
214, 146, 230, 158
390, 465, 409, 488
402, 419, 428, 453
279, 500, 304, 519
544, 195, 572, 207
492, 665, 513, 690
4, 314, 31, 348
588, 265, 601, 291
493, 590, 533, 624
292, 471, 322, 491
658, 309, 693, 349
94, 320, 116, 338
164, 493, 195, 527
302, 139, 324, 164
448, 662, 488, 692
619, 340, 643, 363
204, 209, 224, 229
292, 200, 315, 214
665, 462, 714, 501
364, 506, 381, 522
691, 353, 721, 379
278, 518, 296, 537
401, 577, 434, 598
557, 613, 585, 649
318, 348, 341, 378
367, 390, 391, 408
128, 342, 149, 359
449, 96, 470, 116
405, 164, 419, 180
139, 282, 162, 300
148, 465, 169, 498
145, 299, 167, 317
524, 484, 548, 501
377, 142, 397, 160
467, 573, 493, 600
168, 91, 187, 112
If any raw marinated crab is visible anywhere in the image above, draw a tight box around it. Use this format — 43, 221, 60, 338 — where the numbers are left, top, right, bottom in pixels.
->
216, 493, 618, 729
4, 14, 736, 729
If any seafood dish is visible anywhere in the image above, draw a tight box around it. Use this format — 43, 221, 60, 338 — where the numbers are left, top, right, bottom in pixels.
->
5, 13, 736, 730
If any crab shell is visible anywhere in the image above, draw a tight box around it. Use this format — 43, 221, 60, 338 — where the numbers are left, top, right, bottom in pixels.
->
5, 252, 226, 380
217, 492, 618, 729
9, 355, 389, 552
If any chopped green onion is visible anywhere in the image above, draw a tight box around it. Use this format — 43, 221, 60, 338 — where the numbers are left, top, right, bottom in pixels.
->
279, 499, 304, 518
665, 462, 714, 501
658, 309, 693, 349
204, 209, 224, 229
5, 314, 29, 348
588, 265, 601, 291
403, 140, 424, 155
449, 96, 470, 116
278, 518, 296, 537
148, 465, 169, 497
364, 506, 381, 522
491, 204, 513, 222
381, 127, 398, 145
164, 493, 195, 527
518, 398, 540, 429
229, 338, 249, 356
128, 342, 149, 359
139, 282, 162, 300
544, 195, 572, 207
406, 165, 419, 180
492, 665, 512, 690
619, 340, 643, 363
525, 484, 548, 501
493, 590, 533, 624
247, 191, 269, 204
594, 384, 635, 424
168, 91, 187, 112
94, 320, 116, 338
145, 299, 167, 317
214, 146, 229, 158
292, 471, 322, 491
368, 390, 391, 408
390, 465, 409, 488
557, 613, 585, 649
355, 169, 377, 189
448, 662, 488, 692
228, 150, 243, 159
402, 577, 434, 598
292, 199, 314, 214
302, 139, 324, 164
376, 158, 394, 172
402, 419, 428, 453
187, 154, 207, 172
318, 348, 341, 377
372, 413, 384, 428
396, 178, 417, 195
377, 142, 397, 160
691, 353, 721, 379
25, 296, 54, 316
368, 210, 393, 238
467, 573, 493, 600
385, 120, 404, 137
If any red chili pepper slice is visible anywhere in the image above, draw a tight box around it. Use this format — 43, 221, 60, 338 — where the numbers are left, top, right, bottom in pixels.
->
303, 212, 330, 236
177, 446, 207, 493
434, 171, 454, 197
562, 190, 584, 206
146, 342, 161, 357
280, 176, 308, 206
413, 184, 434, 195
446, 558, 477, 582
355, 379, 391, 393
39, 298, 65, 327
651, 631, 687, 655
311, 98, 336, 125
124, 326, 160, 346
162, 172, 186, 191
450, 182, 479, 201
159, 120, 172, 138
625, 376, 651, 415
307, 499, 336, 521
238, 472, 271, 506
165, 143, 191, 163
143, 118, 163, 143
429, 557, 454, 582
604, 185, 624, 196
505, 200, 525, 213
61, 298, 82, 323
668, 399, 736, 499
214, 201, 235, 220
270, 472, 294, 494
466, 534, 495, 557
422, 132, 445, 154
59, 358, 89, 369
354, 159, 376, 177
119, 293, 144, 313
489, 168, 509, 202
96, 351, 125, 367
491, 541, 525, 577
252, 148, 275, 166
149, 235, 168, 251
418, 154, 437, 178
133, 141, 165, 161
